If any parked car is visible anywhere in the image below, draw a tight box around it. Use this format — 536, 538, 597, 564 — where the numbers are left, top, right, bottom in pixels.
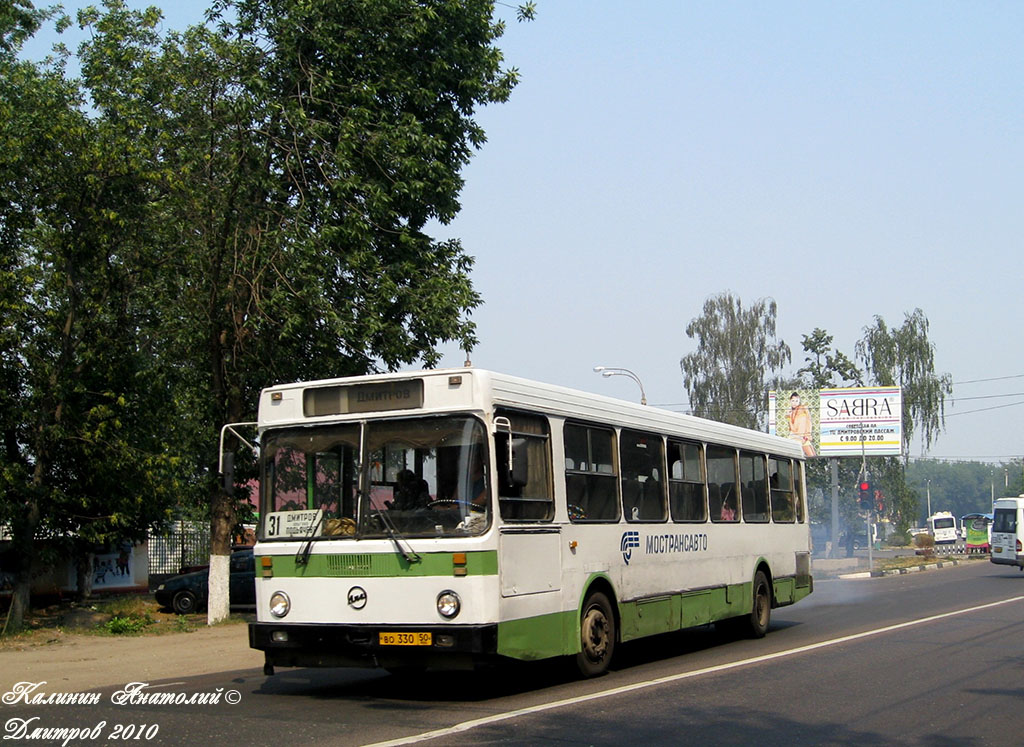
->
155, 548, 255, 614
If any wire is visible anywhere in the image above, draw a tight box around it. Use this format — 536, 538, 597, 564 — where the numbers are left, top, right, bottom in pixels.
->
944, 400, 1024, 417
654, 385, 1024, 412
953, 374, 1024, 385
952, 392, 1024, 402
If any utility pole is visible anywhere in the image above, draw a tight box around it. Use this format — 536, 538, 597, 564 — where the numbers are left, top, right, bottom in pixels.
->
830, 459, 839, 559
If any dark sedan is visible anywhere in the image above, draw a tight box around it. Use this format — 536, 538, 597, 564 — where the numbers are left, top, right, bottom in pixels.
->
155, 548, 256, 614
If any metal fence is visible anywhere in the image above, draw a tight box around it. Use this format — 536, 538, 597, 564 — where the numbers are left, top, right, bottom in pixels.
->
148, 521, 210, 575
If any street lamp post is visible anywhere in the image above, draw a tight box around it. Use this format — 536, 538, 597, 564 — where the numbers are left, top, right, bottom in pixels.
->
593, 366, 647, 405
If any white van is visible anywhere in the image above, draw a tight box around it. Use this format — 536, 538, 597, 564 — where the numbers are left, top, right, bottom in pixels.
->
990, 496, 1024, 570
928, 511, 958, 544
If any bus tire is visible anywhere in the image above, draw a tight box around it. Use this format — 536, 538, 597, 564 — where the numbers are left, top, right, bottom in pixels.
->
576, 591, 615, 677
745, 570, 772, 639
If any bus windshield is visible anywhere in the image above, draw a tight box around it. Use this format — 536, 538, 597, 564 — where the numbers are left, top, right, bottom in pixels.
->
259, 415, 491, 540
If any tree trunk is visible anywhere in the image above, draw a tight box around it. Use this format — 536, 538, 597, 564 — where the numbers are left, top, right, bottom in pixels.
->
74, 548, 94, 602
3, 497, 40, 636
206, 486, 235, 625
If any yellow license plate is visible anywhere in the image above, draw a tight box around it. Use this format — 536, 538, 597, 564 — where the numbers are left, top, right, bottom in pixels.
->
995, 546, 1003, 553
379, 632, 432, 646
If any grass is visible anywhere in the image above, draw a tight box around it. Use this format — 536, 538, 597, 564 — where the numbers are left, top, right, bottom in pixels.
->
872, 554, 963, 572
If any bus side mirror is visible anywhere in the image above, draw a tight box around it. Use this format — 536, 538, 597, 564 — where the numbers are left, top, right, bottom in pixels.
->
218, 422, 257, 497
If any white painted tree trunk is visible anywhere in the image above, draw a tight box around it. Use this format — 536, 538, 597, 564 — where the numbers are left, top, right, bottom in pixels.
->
206, 553, 231, 625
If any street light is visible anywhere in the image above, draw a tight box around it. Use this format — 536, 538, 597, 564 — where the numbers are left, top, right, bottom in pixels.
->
593, 366, 647, 405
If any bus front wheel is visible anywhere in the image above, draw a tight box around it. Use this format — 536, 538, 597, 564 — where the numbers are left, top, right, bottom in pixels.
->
576, 591, 615, 678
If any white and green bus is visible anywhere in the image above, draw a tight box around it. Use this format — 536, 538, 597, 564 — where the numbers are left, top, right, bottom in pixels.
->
238, 368, 813, 677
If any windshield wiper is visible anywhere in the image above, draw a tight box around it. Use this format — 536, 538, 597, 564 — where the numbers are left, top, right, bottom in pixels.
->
295, 512, 324, 567
373, 504, 421, 565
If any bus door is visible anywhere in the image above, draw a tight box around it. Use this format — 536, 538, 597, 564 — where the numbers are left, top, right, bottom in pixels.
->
493, 411, 560, 598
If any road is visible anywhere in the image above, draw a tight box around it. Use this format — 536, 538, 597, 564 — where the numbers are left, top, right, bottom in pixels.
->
4, 559, 1023, 745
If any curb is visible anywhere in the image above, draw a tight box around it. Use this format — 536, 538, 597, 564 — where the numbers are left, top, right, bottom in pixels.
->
838, 558, 966, 580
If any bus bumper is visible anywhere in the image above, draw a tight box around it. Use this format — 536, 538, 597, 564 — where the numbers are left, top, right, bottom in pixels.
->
249, 621, 499, 671
990, 554, 1024, 569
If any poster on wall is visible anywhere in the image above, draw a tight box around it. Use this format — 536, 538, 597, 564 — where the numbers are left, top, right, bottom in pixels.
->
66, 543, 135, 589
769, 386, 902, 458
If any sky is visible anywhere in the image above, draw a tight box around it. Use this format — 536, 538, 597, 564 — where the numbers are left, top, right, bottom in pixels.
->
22, 1, 1024, 464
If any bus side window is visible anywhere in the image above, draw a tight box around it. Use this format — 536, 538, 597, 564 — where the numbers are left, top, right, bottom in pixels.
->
740, 451, 769, 523
707, 445, 739, 523
620, 430, 666, 523
668, 440, 706, 522
795, 461, 806, 522
564, 423, 619, 522
769, 457, 796, 522
496, 410, 553, 522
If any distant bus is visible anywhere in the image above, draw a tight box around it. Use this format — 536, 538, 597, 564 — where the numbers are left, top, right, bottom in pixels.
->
961, 512, 992, 553
991, 497, 1024, 570
233, 368, 814, 677
928, 511, 957, 544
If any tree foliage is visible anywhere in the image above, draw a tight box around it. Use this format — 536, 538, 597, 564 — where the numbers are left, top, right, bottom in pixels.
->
856, 309, 953, 459
0, 0, 528, 628
680, 293, 791, 430
906, 459, 1022, 526
793, 312, 953, 538
797, 328, 862, 389
1, 4, 183, 631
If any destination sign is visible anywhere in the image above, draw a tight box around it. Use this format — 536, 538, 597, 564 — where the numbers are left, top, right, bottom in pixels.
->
303, 380, 424, 417
264, 509, 323, 538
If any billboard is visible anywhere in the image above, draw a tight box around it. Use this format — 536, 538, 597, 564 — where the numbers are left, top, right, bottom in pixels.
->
768, 386, 902, 458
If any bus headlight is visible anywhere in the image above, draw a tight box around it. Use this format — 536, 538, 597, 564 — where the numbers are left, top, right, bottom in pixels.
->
269, 591, 290, 618
436, 590, 461, 619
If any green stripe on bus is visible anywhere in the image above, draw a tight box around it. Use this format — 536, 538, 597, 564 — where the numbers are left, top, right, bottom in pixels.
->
619, 583, 753, 642
262, 551, 498, 578
497, 609, 577, 660
496, 573, 815, 662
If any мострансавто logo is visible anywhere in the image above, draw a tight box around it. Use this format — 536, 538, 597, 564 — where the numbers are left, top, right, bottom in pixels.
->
620, 531, 640, 564
620, 530, 708, 564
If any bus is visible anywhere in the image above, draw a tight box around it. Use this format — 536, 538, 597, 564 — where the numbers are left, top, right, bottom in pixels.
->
233, 368, 813, 677
928, 511, 958, 544
991, 496, 1024, 570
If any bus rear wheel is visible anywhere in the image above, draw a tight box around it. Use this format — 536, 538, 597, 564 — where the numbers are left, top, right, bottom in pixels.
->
745, 570, 772, 639
576, 591, 615, 678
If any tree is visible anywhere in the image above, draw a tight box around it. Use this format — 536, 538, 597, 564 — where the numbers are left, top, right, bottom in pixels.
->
71, 0, 529, 623
680, 293, 791, 430
855, 309, 953, 532
1, 3, 180, 632
797, 328, 862, 389
788, 328, 862, 532
856, 309, 953, 460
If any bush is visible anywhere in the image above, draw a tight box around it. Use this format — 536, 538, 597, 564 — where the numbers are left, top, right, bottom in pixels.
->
913, 533, 935, 554
104, 614, 153, 635
883, 532, 910, 548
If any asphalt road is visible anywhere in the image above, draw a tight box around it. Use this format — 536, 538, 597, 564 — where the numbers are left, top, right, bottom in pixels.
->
4, 559, 1023, 746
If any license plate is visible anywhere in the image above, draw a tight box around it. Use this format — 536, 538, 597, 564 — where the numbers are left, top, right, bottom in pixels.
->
995, 546, 1003, 553
379, 632, 432, 646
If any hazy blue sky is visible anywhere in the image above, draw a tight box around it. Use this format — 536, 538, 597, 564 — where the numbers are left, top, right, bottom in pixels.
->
24, 1, 1024, 464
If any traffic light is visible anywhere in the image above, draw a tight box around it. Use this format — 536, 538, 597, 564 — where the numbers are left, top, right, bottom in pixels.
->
858, 479, 872, 510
